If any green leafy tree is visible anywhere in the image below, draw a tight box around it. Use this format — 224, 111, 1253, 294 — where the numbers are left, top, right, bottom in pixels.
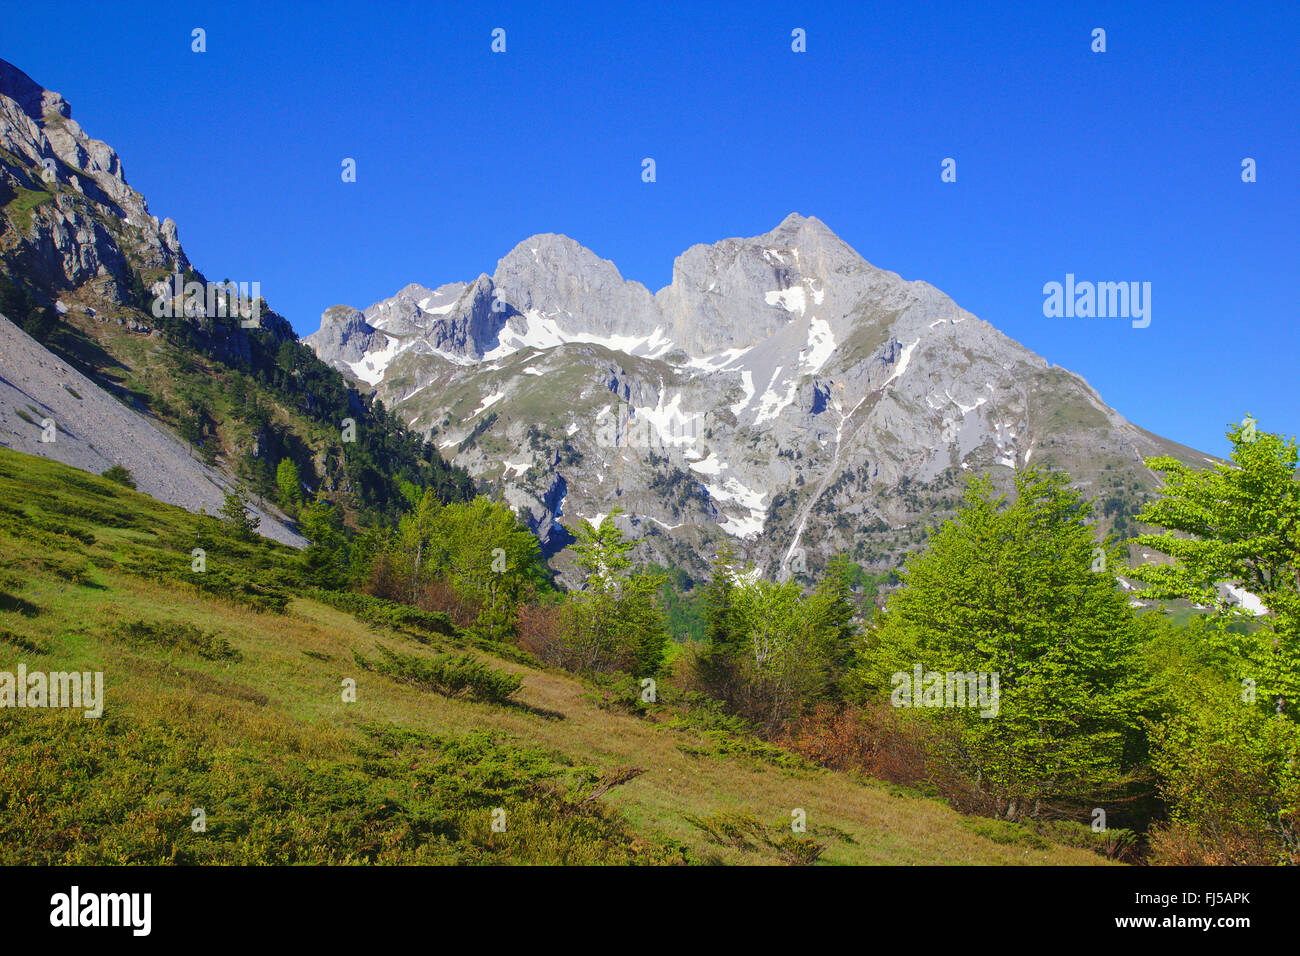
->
276, 457, 303, 514
853, 468, 1149, 820
218, 489, 260, 542
427, 497, 544, 641
727, 574, 816, 733
562, 511, 669, 675
1148, 679, 1300, 864
395, 487, 443, 603
1130, 420, 1300, 720
1129, 420, 1300, 861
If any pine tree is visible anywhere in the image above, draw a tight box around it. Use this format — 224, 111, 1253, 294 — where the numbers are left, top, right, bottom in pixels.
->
703, 542, 739, 651
805, 553, 860, 698
695, 543, 741, 695
219, 489, 260, 542
275, 457, 303, 514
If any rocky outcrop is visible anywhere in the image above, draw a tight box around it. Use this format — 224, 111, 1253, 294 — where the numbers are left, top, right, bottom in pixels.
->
0, 57, 188, 295
307, 214, 1214, 583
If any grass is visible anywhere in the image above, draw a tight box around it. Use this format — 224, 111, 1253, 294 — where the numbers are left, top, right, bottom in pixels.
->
3, 184, 54, 234
0, 447, 1112, 865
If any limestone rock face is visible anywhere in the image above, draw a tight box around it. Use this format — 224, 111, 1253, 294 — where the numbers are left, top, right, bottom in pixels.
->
307, 214, 1212, 584
0, 57, 188, 294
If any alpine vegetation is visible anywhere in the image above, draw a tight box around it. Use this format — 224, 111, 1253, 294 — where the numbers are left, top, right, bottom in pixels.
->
0, 29, 1293, 881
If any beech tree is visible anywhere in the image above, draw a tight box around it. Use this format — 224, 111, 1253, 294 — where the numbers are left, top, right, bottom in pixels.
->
428, 496, 543, 641
854, 468, 1148, 819
561, 511, 669, 675
1130, 420, 1300, 720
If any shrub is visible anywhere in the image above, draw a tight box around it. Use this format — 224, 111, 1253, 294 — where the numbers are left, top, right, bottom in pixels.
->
100, 464, 136, 489
111, 619, 242, 662
781, 704, 990, 813
1148, 692, 1300, 865
310, 589, 455, 639
355, 646, 522, 704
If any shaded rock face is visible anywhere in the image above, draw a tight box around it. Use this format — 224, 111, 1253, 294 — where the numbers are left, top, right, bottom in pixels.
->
0, 57, 188, 295
308, 214, 1213, 584
0, 59, 330, 548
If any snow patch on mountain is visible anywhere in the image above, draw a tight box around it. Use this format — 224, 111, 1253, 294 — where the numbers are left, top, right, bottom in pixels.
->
348, 334, 403, 386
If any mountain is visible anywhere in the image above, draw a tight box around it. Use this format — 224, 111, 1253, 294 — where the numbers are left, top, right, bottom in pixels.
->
0, 312, 305, 545
307, 214, 1212, 582
0, 58, 474, 532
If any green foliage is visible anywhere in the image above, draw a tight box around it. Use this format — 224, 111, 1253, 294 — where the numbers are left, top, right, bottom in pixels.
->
1130, 420, 1300, 721
375, 492, 546, 641
1148, 685, 1300, 864
648, 563, 706, 643
218, 489, 260, 542
309, 588, 455, 640
853, 468, 1149, 819
354, 646, 522, 704
297, 493, 348, 589
100, 464, 136, 489
0, 715, 679, 864
111, 618, 242, 662
427, 497, 544, 642
121, 547, 291, 615
275, 457, 302, 514
695, 547, 860, 734
559, 512, 670, 676
1129, 424, 1300, 861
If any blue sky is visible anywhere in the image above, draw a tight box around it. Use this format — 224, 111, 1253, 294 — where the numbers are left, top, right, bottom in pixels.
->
8, 0, 1297, 456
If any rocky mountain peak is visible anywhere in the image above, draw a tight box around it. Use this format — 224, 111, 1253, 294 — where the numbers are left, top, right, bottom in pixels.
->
305, 215, 1210, 582
0, 56, 188, 296
492, 233, 658, 341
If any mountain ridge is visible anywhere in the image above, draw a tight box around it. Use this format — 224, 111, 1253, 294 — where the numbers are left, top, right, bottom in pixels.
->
306, 215, 1211, 583
0, 56, 475, 532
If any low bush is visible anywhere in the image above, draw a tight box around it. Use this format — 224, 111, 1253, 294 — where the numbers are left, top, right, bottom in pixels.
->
354, 646, 522, 704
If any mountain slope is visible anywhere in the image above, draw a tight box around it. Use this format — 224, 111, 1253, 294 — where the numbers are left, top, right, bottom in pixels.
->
0, 312, 304, 545
0, 446, 1109, 865
308, 215, 1212, 581
0, 57, 474, 528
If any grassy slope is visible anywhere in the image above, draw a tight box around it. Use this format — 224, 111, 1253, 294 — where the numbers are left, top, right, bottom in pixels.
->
0, 448, 1106, 865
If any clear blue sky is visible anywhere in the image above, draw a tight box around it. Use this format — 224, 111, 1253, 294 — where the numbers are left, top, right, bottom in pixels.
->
8, 0, 1298, 456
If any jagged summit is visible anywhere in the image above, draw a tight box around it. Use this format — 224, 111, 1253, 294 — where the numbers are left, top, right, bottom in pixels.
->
305, 215, 1210, 581
0, 59, 68, 122
0, 56, 188, 290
